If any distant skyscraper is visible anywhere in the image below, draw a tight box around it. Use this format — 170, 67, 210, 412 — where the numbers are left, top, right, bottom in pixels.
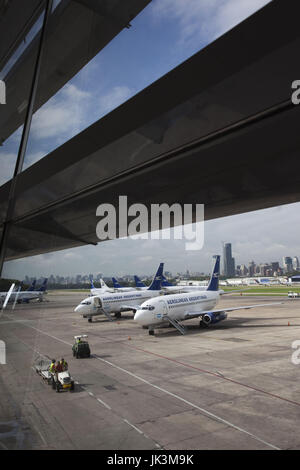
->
292, 256, 300, 271
223, 243, 235, 277
248, 261, 256, 276
282, 257, 293, 273
271, 262, 279, 275
240, 264, 248, 276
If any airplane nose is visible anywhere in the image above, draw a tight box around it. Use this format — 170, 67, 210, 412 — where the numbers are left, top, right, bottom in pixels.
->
134, 310, 142, 322
74, 304, 82, 312
134, 309, 152, 325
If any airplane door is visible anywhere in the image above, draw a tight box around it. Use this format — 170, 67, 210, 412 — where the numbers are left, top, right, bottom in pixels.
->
93, 297, 102, 309
158, 299, 168, 317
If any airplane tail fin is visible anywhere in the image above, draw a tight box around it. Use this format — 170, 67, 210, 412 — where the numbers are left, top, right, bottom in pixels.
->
89, 275, 95, 290
161, 274, 173, 287
39, 278, 48, 292
134, 275, 146, 288
112, 277, 121, 289
206, 256, 220, 291
27, 279, 36, 291
100, 278, 109, 289
147, 263, 164, 291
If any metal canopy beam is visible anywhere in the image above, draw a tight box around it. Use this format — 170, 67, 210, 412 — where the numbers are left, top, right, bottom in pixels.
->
0, 0, 44, 72
1, 0, 300, 261
0, 0, 151, 143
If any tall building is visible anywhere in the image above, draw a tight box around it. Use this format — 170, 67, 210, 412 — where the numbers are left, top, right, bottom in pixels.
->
223, 243, 235, 277
292, 257, 300, 271
282, 257, 293, 273
248, 261, 256, 276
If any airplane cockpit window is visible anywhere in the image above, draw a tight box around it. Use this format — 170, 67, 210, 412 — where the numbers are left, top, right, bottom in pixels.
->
141, 305, 155, 311
81, 300, 91, 305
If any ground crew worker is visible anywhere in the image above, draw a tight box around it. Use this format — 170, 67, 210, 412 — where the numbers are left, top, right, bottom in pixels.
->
56, 360, 63, 373
60, 358, 68, 371
49, 359, 56, 374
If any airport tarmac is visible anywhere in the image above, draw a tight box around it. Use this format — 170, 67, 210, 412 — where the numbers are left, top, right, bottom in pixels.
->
0, 292, 300, 450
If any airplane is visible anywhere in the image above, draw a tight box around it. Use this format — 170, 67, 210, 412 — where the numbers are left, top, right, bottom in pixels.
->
75, 263, 164, 322
134, 256, 282, 336
111, 277, 135, 292
134, 275, 148, 290
161, 274, 225, 294
90, 278, 114, 295
0, 278, 48, 305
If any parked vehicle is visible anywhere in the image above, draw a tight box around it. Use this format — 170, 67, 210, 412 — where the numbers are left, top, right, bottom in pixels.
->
72, 335, 91, 358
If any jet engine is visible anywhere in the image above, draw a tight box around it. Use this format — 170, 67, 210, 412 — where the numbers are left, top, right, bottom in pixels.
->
202, 311, 227, 325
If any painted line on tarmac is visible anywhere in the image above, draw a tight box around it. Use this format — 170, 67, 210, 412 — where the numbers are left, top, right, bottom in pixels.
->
124, 343, 300, 408
75, 381, 154, 444
13, 318, 280, 450
123, 419, 144, 435
97, 398, 111, 410
9, 318, 159, 447
0, 318, 34, 325
92, 354, 280, 450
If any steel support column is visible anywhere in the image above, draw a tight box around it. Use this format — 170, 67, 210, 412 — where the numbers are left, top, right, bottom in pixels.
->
0, 0, 53, 276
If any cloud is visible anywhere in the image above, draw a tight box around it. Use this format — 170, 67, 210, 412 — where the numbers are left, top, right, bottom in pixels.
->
23, 151, 46, 170
31, 83, 91, 140
0, 152, 17, 186
29, 83, 133, 152
151, 0, 271, 45
98, 86, 133, 115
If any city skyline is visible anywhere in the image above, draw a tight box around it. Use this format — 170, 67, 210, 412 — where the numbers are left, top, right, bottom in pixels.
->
19, 244, 300, 286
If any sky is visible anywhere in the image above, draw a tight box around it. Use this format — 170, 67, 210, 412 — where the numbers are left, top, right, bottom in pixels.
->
3, 0, 296, 280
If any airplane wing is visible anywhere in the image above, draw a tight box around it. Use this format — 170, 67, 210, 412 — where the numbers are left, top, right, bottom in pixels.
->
161, 287, 181, 293
119, 305, 142, 312
220, 288, 252, 295
184, 302, 283, 319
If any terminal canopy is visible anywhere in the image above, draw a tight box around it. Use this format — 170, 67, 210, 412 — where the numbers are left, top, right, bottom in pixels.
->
1, 0, 300, 261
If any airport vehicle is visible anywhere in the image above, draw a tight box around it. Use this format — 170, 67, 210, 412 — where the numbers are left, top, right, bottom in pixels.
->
75, 263, 164, 322
288, 291, 300, 298
51, 370, 75, 393
134, 256, 282, 335
0, 278, 48, 305
34, 357, 53, 384
35, 356, 75, 392
72, 335, 91, 358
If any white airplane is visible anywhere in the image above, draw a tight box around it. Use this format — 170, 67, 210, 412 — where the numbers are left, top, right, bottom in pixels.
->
161, 274, 225, 295
90, 278, 114, 295
75, 263, 164, 322
134, 275, 148, 290
111, 277, 135, 292
0, 279, 48, 305
134, 256, 282, 335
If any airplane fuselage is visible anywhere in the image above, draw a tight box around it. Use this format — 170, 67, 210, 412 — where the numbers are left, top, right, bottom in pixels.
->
75, 289, 162, 318
134, 290, 220, 326
0, 290, 45, 303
